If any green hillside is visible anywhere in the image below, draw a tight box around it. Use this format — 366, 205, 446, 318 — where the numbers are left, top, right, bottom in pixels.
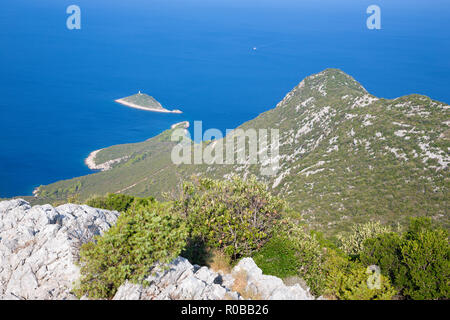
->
33, 69, 450, 235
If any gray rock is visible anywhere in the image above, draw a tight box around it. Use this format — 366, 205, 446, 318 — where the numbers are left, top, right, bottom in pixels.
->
230, 258, 315, 300
113, 256, 316, 300
0, 199, 119, 300
113, 257, 240, 300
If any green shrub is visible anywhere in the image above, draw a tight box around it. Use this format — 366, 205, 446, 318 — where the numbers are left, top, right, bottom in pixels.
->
324, 250, 396, 300
174, 175, 285, 260
254, 222, 396, 298
400, 228, 449, 299
404, 217, 435, 241
74, 201, 188, 299
254, 223, 345, 297
359, 217, 450, 299
85, 193, 154, 212
337, 221, 392, 256
284, 224, 328, 295
359, 232, 407, 290
253, 235, 300, 279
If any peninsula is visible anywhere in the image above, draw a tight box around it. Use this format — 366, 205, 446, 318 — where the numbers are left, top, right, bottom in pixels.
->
115, 92, 182, 113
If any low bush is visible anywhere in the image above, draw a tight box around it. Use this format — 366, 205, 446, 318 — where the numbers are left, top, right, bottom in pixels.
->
359, 217, 450, 299
401, 228, 449, 299
359, 232, 406, 290
174, 175, 285, 260
284, 224, 328, 295
253, 235, 300, 280
74, 201, 188, 299
323, 250, 396, 300
255, 222, 396, 299
85, 193, 155, 212
337, 221, 392, 256
253, 225, 328, 296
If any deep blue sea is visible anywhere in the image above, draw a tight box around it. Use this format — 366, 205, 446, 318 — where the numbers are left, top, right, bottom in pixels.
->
0, 0, 449, 197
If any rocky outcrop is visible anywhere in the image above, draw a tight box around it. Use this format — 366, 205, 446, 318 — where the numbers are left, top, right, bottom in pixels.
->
113, 257, 240, 300
1, 199, 316, 300
231, 258, 315, 300
113, 257, 315, 300
0, 199, 119, 300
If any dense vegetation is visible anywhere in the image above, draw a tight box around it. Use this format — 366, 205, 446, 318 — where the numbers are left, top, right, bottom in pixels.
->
174, 176, 285, 260
74, 201, 188, 298
359, 218, 449, 299
253, 222, 396, 299
85, 193, 155, 212
74, 176, 449, 300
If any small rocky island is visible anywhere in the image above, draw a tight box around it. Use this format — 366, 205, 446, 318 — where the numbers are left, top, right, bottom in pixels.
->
115, 92, 182, 113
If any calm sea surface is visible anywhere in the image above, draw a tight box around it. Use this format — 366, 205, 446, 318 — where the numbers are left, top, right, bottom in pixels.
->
0, 0, 449, 197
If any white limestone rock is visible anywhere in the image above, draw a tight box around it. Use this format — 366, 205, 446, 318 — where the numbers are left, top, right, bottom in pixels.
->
0, 199, 119, 300
113, 257, 316, 300
113, 257, 240, 300
231, 258, 315, 300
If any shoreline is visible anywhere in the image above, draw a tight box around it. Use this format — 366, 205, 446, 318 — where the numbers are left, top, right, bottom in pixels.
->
84, 149, 130, 172
84, 149, 103, 170
32, 187, 40, 198
83, 121, 189, 173
171, 121, 190, 129
115, 99, 182, 114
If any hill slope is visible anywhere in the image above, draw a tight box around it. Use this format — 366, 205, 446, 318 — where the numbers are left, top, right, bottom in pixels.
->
34, 69, 449, 235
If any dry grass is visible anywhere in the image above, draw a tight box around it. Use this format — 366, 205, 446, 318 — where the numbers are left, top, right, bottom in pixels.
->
207, 249, 232, 274
206, 250, 263, 300
231, 269, 263, 300
231, 270, 248, 293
